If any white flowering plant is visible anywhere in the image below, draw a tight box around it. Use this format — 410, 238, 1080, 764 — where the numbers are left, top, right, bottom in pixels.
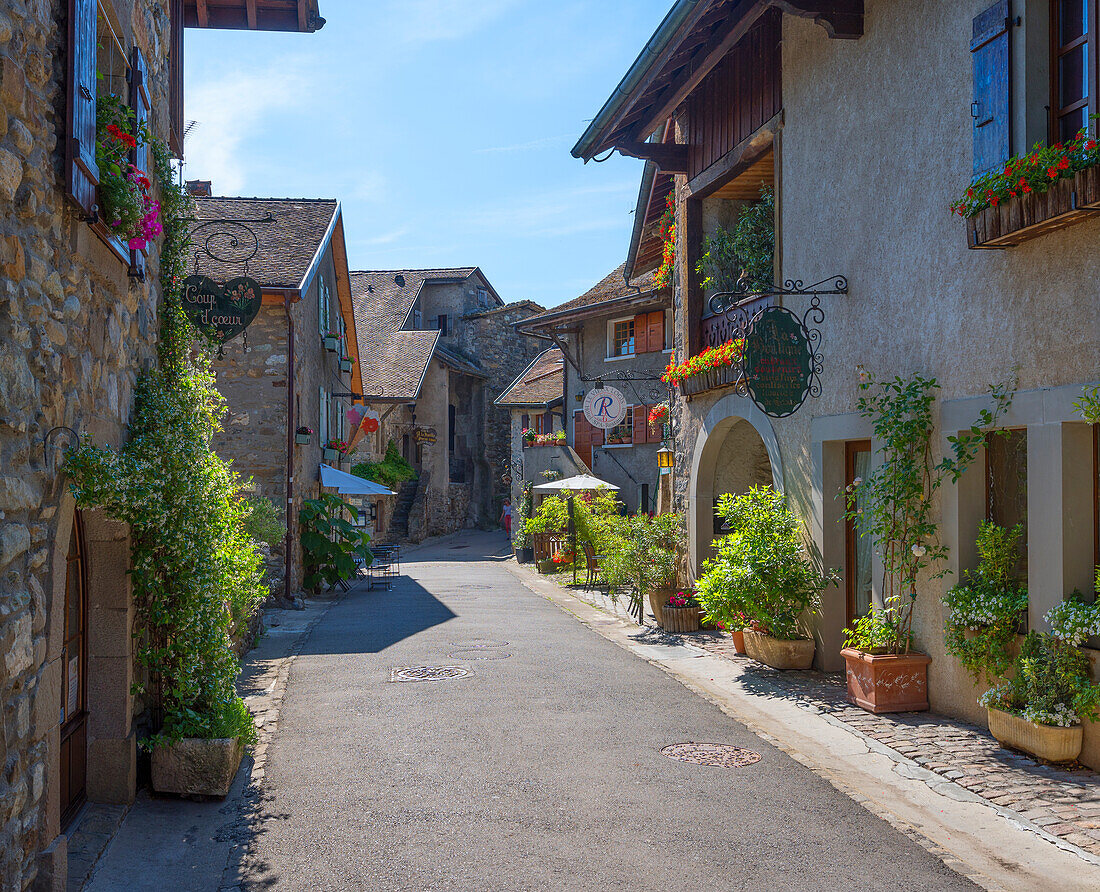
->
943, 521, 1028, 684
1045, 585, 1100, 647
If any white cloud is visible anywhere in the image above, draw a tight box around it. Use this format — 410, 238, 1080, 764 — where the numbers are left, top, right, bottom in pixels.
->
183, 61, 310, 193
463, 181, 636, 236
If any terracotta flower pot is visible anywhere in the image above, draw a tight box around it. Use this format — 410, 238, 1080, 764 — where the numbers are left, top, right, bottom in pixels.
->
729, 629, 746, 654
661, 605, 701, 633
151, 737, 245, 798
840, 648, 931, 713
743, 628, 814, 670
648, 586, 675, 623
986, 706, 1083, 763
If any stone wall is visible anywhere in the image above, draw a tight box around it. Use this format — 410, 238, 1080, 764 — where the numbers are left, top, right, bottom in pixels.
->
0, 1, 176, 886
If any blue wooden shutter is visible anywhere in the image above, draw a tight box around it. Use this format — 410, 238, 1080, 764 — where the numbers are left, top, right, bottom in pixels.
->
65, 0, 99, 216
128, 47, 150, 280
971, 1, 1011, 177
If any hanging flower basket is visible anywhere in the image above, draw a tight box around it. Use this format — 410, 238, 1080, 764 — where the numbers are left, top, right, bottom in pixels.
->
339, 357, 353, 373
323, 332, 340, 352
295, 426, 313, 446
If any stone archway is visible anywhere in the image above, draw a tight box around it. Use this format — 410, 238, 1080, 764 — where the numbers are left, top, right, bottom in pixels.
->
688, 394, 784, 576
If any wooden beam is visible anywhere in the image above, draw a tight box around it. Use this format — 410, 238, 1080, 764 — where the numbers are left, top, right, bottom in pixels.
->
615, 140, 690, 174
246, 0, 257, 28
625, 0, 771, 146
686, 109, 782, 199
772, 0, 864, 39
195, 0, 209, 27
297, 0, 308, 32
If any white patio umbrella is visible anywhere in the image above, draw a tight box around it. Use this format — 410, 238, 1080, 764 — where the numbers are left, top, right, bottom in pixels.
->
532, 475, 619, 584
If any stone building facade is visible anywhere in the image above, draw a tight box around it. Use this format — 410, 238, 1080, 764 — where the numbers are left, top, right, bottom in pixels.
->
350, 269, 544, 542
193, 196, 359, 596
574, 0, 1100, 767
516, 266, 672, 514
0, 2, 322, 888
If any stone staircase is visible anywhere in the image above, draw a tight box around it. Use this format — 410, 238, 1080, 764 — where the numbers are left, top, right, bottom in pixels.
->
379, 479, 418, 545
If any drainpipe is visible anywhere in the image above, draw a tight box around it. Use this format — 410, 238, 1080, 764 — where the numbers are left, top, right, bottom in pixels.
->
284, 300, 296, 603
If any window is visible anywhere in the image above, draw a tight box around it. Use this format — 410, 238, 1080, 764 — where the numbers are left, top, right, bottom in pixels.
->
318, 276, 330, 336
477, 287, 490, 307
435, 314, 449, 336
987, 429, 1028, 578
607, 407, 633, 444
533, 414, 547, 435
845, 441, 873, 622
1051, 0, 1095, 141
610, 318, 635, 358
318, 387, 329, 444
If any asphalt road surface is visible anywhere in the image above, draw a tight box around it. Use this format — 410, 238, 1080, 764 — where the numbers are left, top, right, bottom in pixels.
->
237, 532, 976, 891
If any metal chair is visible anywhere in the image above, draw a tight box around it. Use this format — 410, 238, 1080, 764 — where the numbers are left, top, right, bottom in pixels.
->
582, 541, 601, 589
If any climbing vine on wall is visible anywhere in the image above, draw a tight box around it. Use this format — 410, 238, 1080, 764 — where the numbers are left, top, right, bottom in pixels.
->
66, 140, 263, 747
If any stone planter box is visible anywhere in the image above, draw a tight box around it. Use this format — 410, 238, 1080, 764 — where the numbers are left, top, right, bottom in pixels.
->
841, 648, 931, 713
679, 363, 741, 398
967, 167, 1100, 249
151, 737, 244, 798
339, 358, 353, 373
323, 335, 339, 352
743, 629, 814, 669
536, 558, 555, 574
661, 605, 701, 633
986, 706, 1083, 763
323, 447, 339, 462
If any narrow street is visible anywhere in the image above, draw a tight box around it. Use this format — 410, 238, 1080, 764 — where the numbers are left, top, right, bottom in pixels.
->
215, 532, 971, 891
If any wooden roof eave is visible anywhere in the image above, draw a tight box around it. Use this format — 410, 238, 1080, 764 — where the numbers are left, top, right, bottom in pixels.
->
516, 289, 670, 336
185, 0, 325, 32
576, 0, 864, 160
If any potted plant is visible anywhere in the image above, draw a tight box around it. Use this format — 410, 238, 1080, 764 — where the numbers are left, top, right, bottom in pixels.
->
339, 356, 353, 373
662, 591, 701, 633
840, 373, 1014, 711
323, 438, 347, 462
695, 486, 832, 670
514, 485, 535, 563
295, 426, 313, 446
593, 511, 682, 624
980, 592, 1100, 762
522, 428, 536, 447
323, 330, 340, 352
943, 521, 1028, 687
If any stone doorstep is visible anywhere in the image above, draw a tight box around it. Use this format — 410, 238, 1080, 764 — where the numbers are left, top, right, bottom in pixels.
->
65, 803, 128, 892
516, 565, 1100, 879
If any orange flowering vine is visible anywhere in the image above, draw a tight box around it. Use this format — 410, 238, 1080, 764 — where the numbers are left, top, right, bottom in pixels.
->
655, 191, 675, 290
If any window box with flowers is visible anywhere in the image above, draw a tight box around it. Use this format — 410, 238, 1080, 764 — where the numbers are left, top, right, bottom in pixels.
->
339, 356, 353, 373
661, 340, 743, 397
953, 128, 1100, 248
323, 438, 347, 463
295, 426, 313, 446
661, 591, 702, 633
96, 94, 161, 259
323, 331, 340, 353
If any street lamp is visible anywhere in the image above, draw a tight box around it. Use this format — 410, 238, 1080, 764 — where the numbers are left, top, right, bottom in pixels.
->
656, 442, 674, 471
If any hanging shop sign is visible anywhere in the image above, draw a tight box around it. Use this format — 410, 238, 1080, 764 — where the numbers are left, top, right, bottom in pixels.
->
583, 385, 628, 430
414, 427, 437, 445
346, 408, 380, 453
181, 275, 263, 344
743, 307, 815, 418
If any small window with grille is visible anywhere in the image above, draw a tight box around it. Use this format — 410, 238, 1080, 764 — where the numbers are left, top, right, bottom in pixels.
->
610, 318, 635, 358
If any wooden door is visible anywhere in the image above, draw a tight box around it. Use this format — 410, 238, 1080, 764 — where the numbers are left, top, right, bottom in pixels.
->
845, 441, 873, 624
60, 513, 88, 828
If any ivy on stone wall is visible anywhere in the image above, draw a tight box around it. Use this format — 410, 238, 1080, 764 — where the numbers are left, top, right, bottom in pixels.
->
65, 140, 263, 747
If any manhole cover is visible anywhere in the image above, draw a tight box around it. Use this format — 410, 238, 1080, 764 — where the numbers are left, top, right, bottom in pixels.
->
447, 651, 511, 660
661, 743, 762, 768
391, 666, 471, 683
449, 640, 508, 648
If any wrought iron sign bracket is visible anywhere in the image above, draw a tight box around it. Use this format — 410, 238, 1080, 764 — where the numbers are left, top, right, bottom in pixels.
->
186, 212, 277, 273
579, 369, 668, 405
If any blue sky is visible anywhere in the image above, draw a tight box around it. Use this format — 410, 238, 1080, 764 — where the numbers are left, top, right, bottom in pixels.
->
183, 0, 672, 308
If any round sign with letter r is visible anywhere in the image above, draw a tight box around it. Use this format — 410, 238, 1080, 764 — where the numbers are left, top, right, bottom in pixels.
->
583, 386, 628, 430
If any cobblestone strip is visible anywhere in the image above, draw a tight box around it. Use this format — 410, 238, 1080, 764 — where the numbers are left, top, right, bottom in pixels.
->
684, 631, 1100, 862
216, 593, 347, 892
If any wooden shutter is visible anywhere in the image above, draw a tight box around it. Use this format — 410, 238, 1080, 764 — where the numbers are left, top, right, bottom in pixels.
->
168, 0, 184, 156
542, 411, 553, 433
65, 0, 99, 217
971, 1, 1010, 177
521, 413, 530, 431
634, 313, 649, 353
631, 406, 646, 444
573, 411, 592, 469
646, 310, 665, 352
128, 47, 150, 281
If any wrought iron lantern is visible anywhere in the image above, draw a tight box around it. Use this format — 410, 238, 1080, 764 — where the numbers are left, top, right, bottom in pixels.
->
656, 442, 674, 470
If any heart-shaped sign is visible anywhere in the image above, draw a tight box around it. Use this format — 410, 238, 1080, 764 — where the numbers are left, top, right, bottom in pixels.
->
181, 275, 263, 344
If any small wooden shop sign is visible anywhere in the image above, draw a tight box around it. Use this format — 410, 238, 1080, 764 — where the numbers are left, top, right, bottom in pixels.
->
413, 427, 437, 445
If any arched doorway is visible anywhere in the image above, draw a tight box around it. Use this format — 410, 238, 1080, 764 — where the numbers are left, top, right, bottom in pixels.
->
688, 395, 783, 575
60, 511, 87, 828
